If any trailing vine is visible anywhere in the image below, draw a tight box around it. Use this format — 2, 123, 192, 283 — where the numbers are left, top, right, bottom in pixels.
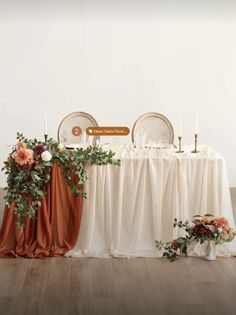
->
2, 133, 120, 228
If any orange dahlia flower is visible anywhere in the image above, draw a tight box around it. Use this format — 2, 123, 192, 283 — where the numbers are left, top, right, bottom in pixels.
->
14, 148, 34, 166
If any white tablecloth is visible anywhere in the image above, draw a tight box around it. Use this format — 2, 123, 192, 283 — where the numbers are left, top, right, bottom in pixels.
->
66, 146, 236, 258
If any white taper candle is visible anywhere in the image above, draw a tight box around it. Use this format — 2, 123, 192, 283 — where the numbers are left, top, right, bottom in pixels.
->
195, 112, 199, 134
44, 111, 48, 135
179, 112, 182, 137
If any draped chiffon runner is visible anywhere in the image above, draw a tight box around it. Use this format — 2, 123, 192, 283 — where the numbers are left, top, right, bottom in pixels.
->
0, 163, 83, 258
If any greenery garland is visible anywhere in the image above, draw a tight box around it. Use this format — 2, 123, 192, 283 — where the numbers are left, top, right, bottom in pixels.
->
2, 133, 120, 228
156, 215, 236, 261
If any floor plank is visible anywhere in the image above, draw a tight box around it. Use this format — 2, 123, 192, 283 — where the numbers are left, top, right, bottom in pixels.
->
42, 258, 71, 315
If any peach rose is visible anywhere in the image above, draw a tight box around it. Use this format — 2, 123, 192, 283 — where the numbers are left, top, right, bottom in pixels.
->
213, 217, 230, 232
16, 142, 27, 150
203, 216, 213, 224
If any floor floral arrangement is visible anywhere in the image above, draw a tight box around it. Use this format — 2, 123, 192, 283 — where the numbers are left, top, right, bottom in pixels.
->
156, 214, 236, 261
2, 132, 120, 228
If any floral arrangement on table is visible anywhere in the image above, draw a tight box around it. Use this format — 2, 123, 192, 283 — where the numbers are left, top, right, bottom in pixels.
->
2, 132, 120, 228
156, 214, 236, 262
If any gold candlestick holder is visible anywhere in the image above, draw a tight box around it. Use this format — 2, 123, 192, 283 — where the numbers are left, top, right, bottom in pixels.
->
191, 134, 200, 153
176, 136, 184, 153
44, 134, 48, 142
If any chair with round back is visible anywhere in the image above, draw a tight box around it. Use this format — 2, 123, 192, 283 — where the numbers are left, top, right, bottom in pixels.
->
131, 112, 174, 146
57, 111, 99, 146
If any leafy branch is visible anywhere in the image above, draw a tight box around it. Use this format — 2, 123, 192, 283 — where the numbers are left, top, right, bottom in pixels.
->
2, 134, 120, 228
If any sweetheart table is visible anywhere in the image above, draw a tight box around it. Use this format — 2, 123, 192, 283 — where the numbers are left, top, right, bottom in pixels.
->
0, 145, 235, 258
66, 145, 236, 258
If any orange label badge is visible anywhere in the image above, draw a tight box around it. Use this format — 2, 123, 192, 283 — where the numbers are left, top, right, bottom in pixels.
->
86, 127, 130, 136
72, 126, 82, 136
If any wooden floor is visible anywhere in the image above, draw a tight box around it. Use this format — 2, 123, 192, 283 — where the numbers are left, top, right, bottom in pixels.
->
0, 189, 236, 315
1, 257, 236, 315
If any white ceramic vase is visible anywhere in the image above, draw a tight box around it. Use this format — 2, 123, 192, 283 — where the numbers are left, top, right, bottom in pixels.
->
204, 240, 216, 261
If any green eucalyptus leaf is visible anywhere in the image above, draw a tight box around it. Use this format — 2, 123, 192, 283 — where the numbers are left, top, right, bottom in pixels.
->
3, 133, 120, 228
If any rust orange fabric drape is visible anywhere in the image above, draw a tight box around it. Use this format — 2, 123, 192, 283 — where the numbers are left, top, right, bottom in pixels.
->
0, 163, 83, 258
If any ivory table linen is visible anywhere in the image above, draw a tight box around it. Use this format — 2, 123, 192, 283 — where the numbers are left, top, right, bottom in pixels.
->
66, 146, 236, 258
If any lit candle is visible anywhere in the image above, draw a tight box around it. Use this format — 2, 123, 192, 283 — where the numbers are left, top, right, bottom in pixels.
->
44, 111, 48, 135
179, 112, 182, 137
195, 112, 199, 134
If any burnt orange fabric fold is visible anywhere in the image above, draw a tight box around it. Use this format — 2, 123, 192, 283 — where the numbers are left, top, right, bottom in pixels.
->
0, 163, 83, 258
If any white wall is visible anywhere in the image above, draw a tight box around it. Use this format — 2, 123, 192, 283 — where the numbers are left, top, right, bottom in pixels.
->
1, 1, 236, 186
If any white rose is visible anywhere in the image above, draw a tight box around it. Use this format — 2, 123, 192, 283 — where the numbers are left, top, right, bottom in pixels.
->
218, 227, 223, 233
41, 150, 52, 162
187, 222, 195, 229
58, 143, 64, 150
